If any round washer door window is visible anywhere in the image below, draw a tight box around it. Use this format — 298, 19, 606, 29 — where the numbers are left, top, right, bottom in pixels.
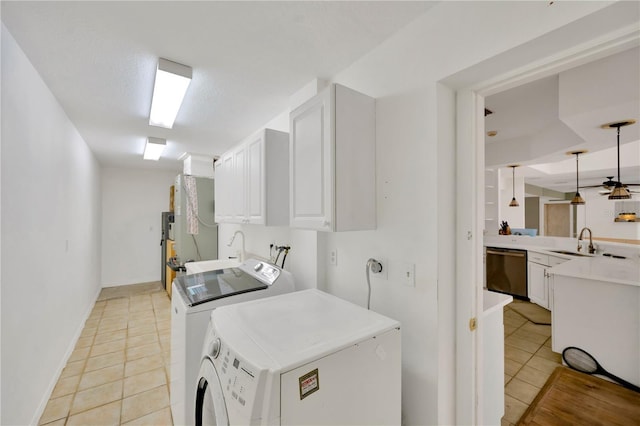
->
195, 358, 229, 426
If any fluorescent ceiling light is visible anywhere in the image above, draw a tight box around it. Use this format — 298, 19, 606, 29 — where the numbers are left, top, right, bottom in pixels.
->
144, 137, 166, 160
149, 58, 192, 129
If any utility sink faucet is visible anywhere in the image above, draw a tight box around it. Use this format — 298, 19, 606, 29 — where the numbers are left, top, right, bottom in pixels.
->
577, 227, 595, 254
227, 230, 245, 261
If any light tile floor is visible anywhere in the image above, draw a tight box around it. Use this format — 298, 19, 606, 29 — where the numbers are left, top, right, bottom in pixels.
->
39, 282, 174, 426
38, 284, 562, 426
501, 300, 562, 426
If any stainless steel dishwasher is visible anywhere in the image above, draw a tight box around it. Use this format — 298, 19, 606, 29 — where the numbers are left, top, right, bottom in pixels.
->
485, 247, 528, 298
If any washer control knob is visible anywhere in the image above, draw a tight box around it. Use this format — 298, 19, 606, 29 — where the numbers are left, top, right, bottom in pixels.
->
209, 338, 221, 359
254, 262, 263, 272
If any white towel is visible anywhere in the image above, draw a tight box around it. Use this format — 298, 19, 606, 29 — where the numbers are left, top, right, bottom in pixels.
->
184, 175, 199, 235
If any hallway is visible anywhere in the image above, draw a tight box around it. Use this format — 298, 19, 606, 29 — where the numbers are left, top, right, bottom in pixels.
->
38, 282, 173, 425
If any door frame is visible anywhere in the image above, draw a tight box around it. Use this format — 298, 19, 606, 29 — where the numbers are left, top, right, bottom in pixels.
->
450, 21, 639, 425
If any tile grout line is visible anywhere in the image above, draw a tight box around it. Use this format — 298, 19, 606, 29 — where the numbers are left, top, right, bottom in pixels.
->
57, 301, 103, 425
41, 285, 170, 426
502, 303, 561, 423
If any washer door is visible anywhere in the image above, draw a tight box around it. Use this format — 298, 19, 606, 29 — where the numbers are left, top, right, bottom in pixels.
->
195, 358, 229, 426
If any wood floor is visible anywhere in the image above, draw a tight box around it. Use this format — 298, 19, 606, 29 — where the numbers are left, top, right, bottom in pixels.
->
503, 300, 640, 426
519, 367, 640, 426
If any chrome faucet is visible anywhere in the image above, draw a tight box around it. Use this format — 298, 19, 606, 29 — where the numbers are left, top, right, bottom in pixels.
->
577, 227, 595, 254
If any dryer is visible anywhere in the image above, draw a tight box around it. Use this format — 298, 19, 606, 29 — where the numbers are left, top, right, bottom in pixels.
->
171, 258, 295, 426
196, 289, 401, 425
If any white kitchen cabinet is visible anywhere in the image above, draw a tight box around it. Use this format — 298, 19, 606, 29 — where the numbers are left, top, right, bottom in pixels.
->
481, 290, 513, 425
214, 153, 233, 223
528, 261, 548, 308
552, 273, 640, 388
215, 129, 289, 226
527, 252, 568, 310
289, 83, 375, 232
231, 144, 247, 223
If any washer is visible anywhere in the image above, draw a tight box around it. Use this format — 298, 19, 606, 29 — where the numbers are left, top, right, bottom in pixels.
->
195, 289, 401, 425
171, 258, 295, 426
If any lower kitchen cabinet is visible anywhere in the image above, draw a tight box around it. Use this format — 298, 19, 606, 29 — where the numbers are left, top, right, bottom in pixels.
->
527, 252, 568, 310
528, 261, 548, 308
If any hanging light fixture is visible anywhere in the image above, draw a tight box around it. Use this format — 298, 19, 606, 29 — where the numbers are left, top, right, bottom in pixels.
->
567, 150, 587, 205
508, 165, 520, 207
601, 120, 636, 200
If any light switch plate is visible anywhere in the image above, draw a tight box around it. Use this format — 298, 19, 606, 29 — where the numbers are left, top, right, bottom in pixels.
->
401, 263, 415, 287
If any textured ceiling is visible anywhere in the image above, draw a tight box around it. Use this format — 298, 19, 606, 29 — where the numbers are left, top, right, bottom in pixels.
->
1, 1, 435, 171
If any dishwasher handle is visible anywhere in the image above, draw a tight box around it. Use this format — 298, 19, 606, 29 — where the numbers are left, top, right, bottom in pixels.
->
486, 249, 526, 258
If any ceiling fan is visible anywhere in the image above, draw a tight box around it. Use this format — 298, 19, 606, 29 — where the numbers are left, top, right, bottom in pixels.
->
580, 176, 640, 195
600, 119, 637, 199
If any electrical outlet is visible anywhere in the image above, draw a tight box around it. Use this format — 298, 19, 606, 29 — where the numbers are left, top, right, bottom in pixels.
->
401, 263, 415, 287
329, 249, 338, 266
375, 258, 388, 280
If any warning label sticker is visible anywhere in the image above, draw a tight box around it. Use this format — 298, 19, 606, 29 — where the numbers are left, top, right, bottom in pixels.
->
298, 368, 319, 400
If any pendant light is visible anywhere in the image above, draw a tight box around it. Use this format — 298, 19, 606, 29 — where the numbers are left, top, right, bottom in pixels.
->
601, 119, 636, 200
508, 165, 520, 207
567, 150, 587, 205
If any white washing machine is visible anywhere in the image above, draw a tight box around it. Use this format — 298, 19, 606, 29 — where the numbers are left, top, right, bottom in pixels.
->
171, 258, 295, 426
196, 289, 401, 425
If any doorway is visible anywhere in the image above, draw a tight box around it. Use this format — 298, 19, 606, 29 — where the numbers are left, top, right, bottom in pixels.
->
447, 9, 638, 425
544, 204, 570, 237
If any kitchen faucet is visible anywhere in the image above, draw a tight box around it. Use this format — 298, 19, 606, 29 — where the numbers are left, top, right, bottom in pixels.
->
577, 227, 595, 254
227, 230, 245, 261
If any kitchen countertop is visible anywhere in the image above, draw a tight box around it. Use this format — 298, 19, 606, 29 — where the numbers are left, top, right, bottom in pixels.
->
549, 256, 640, 287
482, 290, 513, 316
485, 236, 640, 287
485, 242, 594, 261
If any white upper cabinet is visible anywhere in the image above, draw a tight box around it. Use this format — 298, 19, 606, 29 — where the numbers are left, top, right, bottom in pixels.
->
289, 83, 376, 231
231, 144, 247, 222
214, 153, 233, 223
215, 129, 289, 226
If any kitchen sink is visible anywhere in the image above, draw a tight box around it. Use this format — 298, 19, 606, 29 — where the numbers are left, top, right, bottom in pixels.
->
549, 250, 589, 257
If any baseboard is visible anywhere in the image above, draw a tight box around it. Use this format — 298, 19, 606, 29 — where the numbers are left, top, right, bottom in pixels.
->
30, 285, 102, 425
101, 277, 161, 287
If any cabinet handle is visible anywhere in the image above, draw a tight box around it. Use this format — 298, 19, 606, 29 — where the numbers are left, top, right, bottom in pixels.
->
486, 250, 525, 258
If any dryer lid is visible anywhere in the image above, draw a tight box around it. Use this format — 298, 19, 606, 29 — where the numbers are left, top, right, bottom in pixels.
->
175, 268, 267, 307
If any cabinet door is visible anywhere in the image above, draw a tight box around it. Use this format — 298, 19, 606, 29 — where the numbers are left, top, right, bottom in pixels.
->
528, 262, 548, 309
289, 88, 333, 231
214, 153, 233, 223
246, 134, 265, 224
231, 145, 247, 223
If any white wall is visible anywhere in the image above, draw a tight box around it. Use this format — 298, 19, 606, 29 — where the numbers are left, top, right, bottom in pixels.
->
1, 25, 102, 425
215, 2, 624, 424
321, 2, 613, 423
101, 167, 177, 286
577, 188, 640, 241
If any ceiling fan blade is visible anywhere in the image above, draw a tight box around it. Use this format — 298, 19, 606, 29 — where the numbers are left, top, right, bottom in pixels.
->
581, 184, 612, 189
